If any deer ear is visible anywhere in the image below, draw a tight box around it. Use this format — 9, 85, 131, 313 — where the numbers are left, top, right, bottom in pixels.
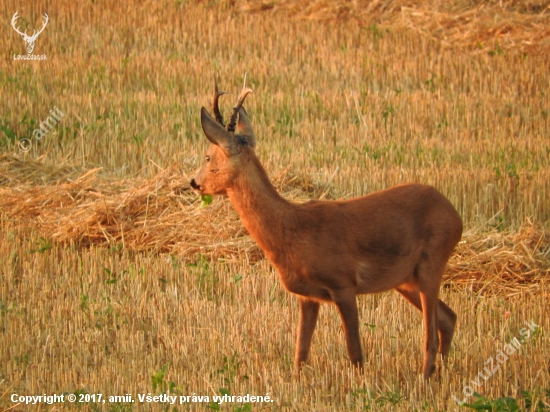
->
237, 107, 256, 148
200, 107, 240, 156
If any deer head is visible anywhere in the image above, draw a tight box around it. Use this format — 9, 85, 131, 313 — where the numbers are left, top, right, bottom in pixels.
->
191, 76, 254, 195
11, 11, 49, 55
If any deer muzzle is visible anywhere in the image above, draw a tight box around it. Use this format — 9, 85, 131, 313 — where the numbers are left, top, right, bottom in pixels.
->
190, 178, 202, 192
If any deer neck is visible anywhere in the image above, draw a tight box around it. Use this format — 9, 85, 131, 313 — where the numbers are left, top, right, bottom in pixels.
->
226, 155, 296, 264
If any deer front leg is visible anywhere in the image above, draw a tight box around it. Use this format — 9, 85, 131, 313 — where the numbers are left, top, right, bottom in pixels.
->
333, 293, 363, 367
295, 297, 320, 367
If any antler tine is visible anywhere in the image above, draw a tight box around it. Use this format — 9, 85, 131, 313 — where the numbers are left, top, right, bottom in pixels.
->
34, 13, 49, 37
212, 77, 227, 126
11, 11, 26, 36
227, 73, 253, 133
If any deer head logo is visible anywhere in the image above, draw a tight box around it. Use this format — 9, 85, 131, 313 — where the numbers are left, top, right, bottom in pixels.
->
11, 11, 49, 55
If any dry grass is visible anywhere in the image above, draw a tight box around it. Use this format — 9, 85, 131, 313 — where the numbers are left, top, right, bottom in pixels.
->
1, 0, 549, 410
243, 0, 550, 55
0, 224, 548, 411
0, 154, 548, 296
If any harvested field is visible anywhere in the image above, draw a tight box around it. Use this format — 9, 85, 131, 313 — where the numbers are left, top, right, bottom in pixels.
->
1, 0, 549, 410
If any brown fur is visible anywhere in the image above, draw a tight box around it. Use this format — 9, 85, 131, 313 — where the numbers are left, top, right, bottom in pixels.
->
191, 107, 462, 379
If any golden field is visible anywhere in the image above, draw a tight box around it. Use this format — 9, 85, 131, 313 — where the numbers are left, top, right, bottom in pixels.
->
0, 1, 549, 410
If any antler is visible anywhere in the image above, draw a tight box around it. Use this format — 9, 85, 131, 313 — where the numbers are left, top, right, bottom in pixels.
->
226, 73, 253, 133
11, 12, 49, 40
212, 77, 227, 126
11, 11, 27, 37
29, 13, 49, 40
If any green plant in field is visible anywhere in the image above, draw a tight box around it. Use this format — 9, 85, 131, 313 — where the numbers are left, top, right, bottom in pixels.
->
14, 353, 29, 367
519, 322, 542, 344
208, 388, 252, 411
210, 352, 250, 403
487, 214, 506, 232
207, 388, 230, 411
505, 164, 519, 180
103, 267, 119, 285
109, 243, 124, 253
21, 114, 38, 140
152, 364, 182, 392
0, 301, 15, 315
382, 104, 395, 128
489, 42, 504, 56
87, 286, 122, 329
1, 113, 38, 149
356, 143, 381, 161
80, 294, 89, 310
437, 115, 449, 129
186, 256, 219, 300
108, 403, 133, 412
132, 130, 147, 147
150, 364, 182, 411
0, 123, 17, 147
216, 352, 241, 387
350, 386, 406, 409
28, 237, 52, 253
127, 264, 145, 278
158, 276, 167, 291
233, 404, 252, 411
58, 121, 84, 143
375, 386, 405, 407
169, 254, 179, 269
350, 388, 372, 409
462, 390, 549, 411
418, 400, 443, 411
151, 364, 170, 392
93, 302, 117, 329
103, 267, 136, 285
363, 24, 385, 40
425, 74, 438, 91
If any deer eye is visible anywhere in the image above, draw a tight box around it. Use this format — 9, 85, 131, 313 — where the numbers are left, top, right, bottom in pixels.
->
205, 156, 210, 162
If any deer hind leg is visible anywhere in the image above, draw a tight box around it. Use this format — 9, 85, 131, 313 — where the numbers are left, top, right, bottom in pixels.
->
435, 299, 457, 358
419, 255, 456, 375
331, 291, 363, 368
419, 286, 439, 379
295, 297, 320, 367
396, 280, 455, 379
395, 284, 438, 377
395, 286, 456, 359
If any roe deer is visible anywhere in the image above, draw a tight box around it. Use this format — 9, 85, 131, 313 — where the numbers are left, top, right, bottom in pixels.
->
190, 77, 463, 379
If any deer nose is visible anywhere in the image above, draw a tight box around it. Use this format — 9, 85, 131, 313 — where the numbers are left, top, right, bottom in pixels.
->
190, 179, 200, 190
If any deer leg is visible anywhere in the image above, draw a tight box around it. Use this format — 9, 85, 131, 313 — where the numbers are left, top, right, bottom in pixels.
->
419, 290, 439, 379
435, 299, 457, 358
295, 297, 320, 367
332, 292, 363, 367
396, 286, 456, 360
